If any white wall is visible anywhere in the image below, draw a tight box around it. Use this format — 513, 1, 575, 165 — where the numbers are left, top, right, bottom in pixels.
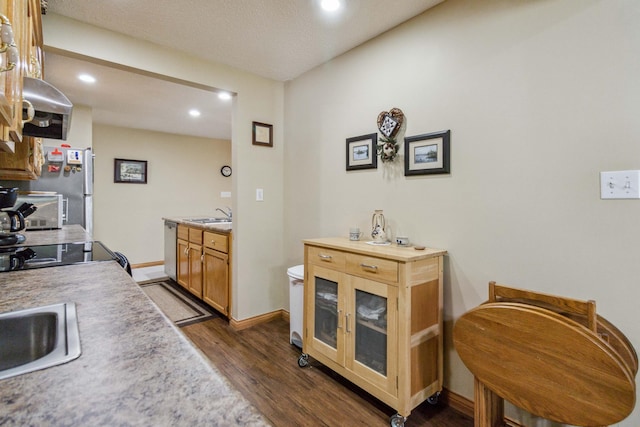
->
43, 14, 286, 321
284, 0, 640, 425
91, 124, 231, 264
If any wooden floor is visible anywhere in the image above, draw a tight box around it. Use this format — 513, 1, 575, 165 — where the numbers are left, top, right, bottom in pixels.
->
181, 316, 473, 427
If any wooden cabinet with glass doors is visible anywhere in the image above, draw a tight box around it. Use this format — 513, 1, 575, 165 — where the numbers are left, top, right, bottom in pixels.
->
300, 238, 447, 427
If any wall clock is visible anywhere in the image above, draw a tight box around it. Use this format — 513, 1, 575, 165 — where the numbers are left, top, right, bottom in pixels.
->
220, 165, 232, 177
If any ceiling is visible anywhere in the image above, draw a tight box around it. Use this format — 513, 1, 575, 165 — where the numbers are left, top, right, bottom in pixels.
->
43, 0, 444, 140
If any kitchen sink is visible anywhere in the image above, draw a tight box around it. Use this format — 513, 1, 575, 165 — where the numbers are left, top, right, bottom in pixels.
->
186, 217, 231, 224
0, 302, 81, 380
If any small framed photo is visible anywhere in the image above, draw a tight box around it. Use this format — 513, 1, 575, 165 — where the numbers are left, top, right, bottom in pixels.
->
252, 121, 273, 147
404, 130, 451, 176
114, 158, 148, 184
346, 133, 377, 171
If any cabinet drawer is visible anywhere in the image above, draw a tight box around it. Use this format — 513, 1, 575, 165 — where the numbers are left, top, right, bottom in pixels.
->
189, 227, 203, 244
177, 224, 189, 241
346, 254, 398, 284
204, 231, 228, 253
307, 246, 346, 270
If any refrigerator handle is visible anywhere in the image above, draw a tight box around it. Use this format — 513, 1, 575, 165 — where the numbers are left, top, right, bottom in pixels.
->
62, 197, 69, 223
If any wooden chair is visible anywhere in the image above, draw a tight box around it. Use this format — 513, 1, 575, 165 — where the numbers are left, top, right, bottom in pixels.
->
454, 282, 637, 427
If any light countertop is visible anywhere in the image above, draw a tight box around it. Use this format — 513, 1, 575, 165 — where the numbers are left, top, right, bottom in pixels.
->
163, 217, 232, 234
0, 232, 266, 426
303, 237, 447, 262
15, 224, 92, 246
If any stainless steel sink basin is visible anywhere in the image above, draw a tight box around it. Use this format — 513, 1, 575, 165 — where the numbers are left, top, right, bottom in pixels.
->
186, 217, 231, 224
0, 302, 81, 380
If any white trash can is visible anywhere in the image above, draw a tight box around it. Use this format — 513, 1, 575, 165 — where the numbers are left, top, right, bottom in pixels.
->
287, 264, 304, 348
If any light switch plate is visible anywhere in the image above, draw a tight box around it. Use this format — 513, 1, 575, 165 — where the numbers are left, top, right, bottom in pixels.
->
256, 188, 264, 201
600, 170, 640, 199
221, 191, 231, 198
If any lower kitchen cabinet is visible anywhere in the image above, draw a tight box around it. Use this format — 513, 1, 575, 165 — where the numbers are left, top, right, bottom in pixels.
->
177, 225, 203, 298
177, 224, 231, 318
202, 231, 230, 317
302, 237, 447, 425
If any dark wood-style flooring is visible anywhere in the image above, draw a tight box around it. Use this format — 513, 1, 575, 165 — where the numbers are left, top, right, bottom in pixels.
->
181, 317, 473, 427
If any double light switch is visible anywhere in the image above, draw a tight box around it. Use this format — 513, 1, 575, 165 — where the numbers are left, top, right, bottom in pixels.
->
600, 170, 640, 199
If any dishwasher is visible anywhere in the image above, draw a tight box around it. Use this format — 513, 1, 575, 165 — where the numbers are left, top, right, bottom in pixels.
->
164, 220, 177, 281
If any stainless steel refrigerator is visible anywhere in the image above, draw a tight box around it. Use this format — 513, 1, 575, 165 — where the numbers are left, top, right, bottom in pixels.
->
1, 146, 94, 235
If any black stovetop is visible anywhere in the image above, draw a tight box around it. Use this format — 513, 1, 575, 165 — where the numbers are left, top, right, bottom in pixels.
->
0, 241, 118, 272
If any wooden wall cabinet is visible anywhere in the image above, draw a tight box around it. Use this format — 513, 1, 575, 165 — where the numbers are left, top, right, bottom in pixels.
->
202, 230, 231, 317
0, 0, 42, 154
177, 224, 203, 298
301, 238, 446, 426
0, 135, 42, 179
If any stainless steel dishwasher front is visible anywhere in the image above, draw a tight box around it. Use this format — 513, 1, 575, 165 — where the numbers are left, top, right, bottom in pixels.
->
164, 220, 177, 281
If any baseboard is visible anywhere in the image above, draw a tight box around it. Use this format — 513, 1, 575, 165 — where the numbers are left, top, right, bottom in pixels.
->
441, 387, 474, 417
229, 309, 287, 330
131, 260, 164, 269
443, 388, 524, 427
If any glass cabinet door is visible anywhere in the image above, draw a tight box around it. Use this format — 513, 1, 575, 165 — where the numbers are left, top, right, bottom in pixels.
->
306, 264, 345, 365
354, 289, 389, 375
346, 275, 398, 396
314, 276, 339, 349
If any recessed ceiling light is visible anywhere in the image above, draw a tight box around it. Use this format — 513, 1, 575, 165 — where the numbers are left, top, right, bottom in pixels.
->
78, 74, 96, 83
321, 0, 340, 12
218, 91, 231, 100
189, 109, 201, 117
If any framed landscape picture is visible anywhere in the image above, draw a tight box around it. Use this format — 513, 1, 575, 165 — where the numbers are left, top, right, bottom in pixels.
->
346, 133, 377, 171
114, 158, 148, 183
404, 130, 451, 176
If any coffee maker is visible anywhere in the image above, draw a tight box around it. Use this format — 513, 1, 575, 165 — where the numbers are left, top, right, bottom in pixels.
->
0, 188, 37, 246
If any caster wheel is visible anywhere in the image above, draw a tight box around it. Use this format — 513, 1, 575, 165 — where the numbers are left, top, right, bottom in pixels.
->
427, 391, 441, 405
298, 353, 309, 368
390, 414, 405, 427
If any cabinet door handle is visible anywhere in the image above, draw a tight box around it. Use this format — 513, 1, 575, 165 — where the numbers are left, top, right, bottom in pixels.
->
337, 309, 342, 329
346, 313, 351, 333
184, 247, 189, 256
200, 254, 204, 262
360, 263, 378, 270
318, 254, 332, 260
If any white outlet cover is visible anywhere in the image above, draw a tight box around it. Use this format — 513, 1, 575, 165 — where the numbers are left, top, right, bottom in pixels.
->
600, 170, 640, 199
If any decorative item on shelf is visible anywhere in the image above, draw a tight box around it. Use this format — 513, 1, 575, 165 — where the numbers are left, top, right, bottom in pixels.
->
371, 209, 387, 243
0, 14, 19, 73
376, 108, 405, 163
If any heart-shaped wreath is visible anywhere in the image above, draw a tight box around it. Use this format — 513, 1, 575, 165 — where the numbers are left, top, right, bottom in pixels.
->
376, 108, 404, 162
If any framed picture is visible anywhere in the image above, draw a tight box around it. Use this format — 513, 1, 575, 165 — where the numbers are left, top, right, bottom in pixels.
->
346, 133, 378, 171
114, 158, 148, 184
252, 121, 273, 147
404, 130, 451, 176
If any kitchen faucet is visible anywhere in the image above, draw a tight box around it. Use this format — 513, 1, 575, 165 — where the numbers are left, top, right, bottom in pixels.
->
216, 207, 232, 220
